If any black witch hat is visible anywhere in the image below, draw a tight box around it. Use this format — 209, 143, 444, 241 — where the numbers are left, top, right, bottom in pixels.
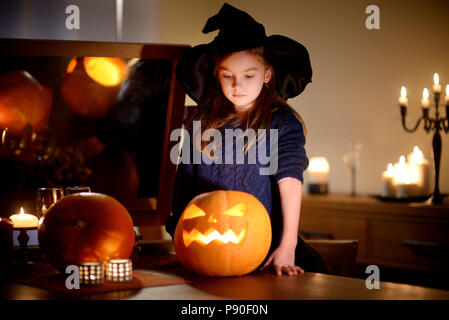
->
176, 3, 312, 105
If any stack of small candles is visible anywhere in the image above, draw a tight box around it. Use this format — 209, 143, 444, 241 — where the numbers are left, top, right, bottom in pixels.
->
381, 146, 431, 198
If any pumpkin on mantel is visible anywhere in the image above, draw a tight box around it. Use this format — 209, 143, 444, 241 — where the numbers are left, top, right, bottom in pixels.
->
38, 192, 135, 272
174, 190, 272, 277
60, 57, 127, 118
0, 70, 53, 132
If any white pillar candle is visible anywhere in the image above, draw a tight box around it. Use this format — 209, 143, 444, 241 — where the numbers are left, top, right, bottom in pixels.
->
307, 157, 329, 184
393, 155, 410, 185
9, 207, 38, 228
396, 183, 419, 199
381, 163, 396, 198
393, 155, 419, 199
407, 146, 431, 196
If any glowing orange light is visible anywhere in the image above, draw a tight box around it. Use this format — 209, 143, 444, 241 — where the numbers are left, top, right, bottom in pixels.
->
66, 58, 77, 73
183, 227, 247, 247
84, 57, 127, 86
183, 204, 206, 220
222, 203, 247, 217
65, 57, 127, 86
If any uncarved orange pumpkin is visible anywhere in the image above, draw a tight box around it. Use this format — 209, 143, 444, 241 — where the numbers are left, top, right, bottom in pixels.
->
60, 57, 127, 118
174, 190, 272, 276
38, 192, 135, 272
0, 70, 53, 132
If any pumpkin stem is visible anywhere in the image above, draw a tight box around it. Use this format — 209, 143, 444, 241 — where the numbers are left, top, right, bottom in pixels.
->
74, 218, 88, 231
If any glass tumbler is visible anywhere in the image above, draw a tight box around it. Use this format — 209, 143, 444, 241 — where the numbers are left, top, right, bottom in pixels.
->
36, 187, 64, 218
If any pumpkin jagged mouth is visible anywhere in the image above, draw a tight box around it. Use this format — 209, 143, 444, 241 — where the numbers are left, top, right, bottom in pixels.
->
183, 226, 247, 247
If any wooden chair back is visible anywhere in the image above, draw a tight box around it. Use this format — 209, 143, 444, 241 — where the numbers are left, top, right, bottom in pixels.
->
305, 239, 359, 276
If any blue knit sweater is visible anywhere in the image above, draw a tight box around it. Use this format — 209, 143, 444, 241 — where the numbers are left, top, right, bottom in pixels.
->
165, 103, 309, 248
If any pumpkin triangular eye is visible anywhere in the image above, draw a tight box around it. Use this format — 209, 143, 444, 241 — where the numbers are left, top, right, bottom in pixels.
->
183, 204, 206, 220
222, 203, 247, 216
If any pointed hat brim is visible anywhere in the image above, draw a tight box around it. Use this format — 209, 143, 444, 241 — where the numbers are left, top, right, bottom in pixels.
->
175, 4, 312, 105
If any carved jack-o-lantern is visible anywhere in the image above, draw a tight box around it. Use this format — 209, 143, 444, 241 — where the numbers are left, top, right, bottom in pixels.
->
174, 190, 271, 276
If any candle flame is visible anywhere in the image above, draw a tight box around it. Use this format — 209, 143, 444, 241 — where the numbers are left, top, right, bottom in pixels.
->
384, 163, 394, 178
387, 163, 394, 174
446, 84, 449, 96
422, 88, 429, 100
19, 207, 25, 216
393, 154, 420, 185
411, 146, 423, 164
309, 157, 330, 173
434, 73, 439, 85
400, 86, 407, 98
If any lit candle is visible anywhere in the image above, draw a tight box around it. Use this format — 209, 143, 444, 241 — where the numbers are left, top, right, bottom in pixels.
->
398, 86, 408, 106
445, 84, 449, 105
9, 207, 38, 228
393, 156, 409, 185
307, 157, 330, 194
381, 163, 396, 198
106, 259, 133, 282
79, 262, 104, 285
393, 155, 419, 198
420, 88, 430, 108
407, 146, 431, 196
432, 73, 441, 93
308, 157, 329, 183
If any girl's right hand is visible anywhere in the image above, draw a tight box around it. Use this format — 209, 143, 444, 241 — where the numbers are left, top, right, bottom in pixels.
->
260, 244, 304, 276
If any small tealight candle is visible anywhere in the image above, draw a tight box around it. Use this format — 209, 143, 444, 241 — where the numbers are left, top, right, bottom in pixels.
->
106, 259, 133, 282
9, 207, 38, 228
433, 73, 441, 93
398, 86, 408, 106
420, 88, 430, 108
79, 262, 104, 285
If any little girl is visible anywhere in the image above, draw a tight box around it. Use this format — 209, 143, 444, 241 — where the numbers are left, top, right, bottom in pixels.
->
166, 3, 328, 275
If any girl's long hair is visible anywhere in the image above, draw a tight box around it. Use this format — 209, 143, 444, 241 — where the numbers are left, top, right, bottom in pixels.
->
192, 46, 307, 156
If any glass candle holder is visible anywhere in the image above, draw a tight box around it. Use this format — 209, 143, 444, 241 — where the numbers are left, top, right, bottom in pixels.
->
106, 259, 133, 282
36, 188, 64, 218
79, 262, 104, 285
65, 186, 91, 195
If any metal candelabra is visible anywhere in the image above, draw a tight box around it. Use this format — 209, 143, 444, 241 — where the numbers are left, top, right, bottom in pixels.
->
399, 88, 449, 205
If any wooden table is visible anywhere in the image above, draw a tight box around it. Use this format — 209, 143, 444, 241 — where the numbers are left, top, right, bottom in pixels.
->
2, 254, 449, 300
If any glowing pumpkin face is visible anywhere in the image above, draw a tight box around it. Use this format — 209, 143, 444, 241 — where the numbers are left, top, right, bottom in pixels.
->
174, 190, 271, 277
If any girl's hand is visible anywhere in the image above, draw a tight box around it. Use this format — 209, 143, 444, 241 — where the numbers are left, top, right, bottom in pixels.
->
261, 244, 304, 276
